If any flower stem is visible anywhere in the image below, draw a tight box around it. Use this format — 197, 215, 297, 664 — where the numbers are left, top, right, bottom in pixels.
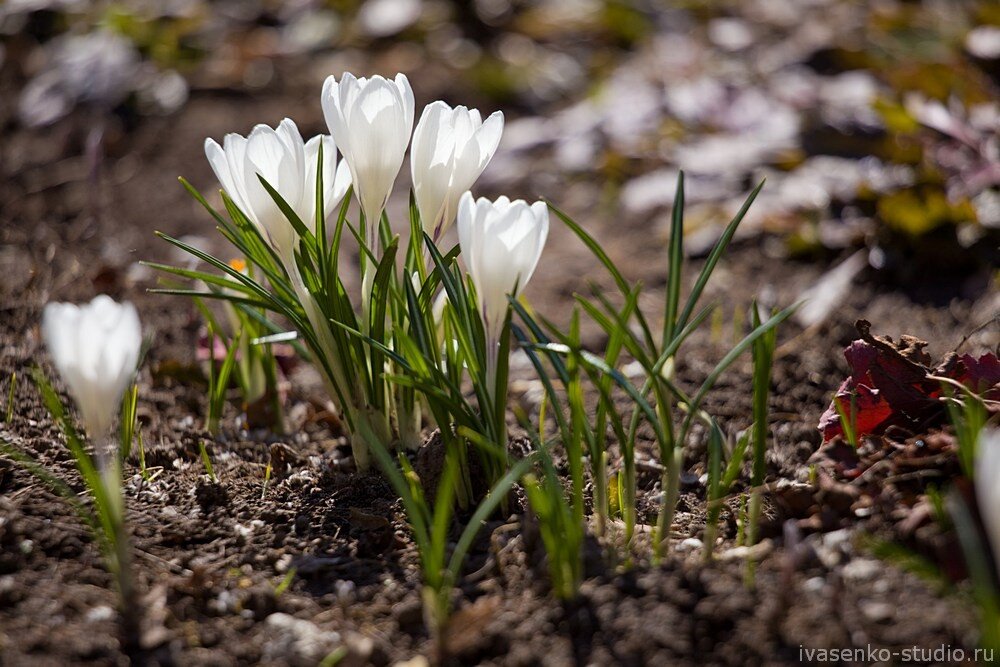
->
361, 208, 382, 328
485, 336, 499, 405
593, 449, 608, 538
655, 448, 683, 559
99, 436, 141, 654
394, 388, 423, 451
351, 406, 392, 472
622, 459, 637, 546
484, 333, 509, 497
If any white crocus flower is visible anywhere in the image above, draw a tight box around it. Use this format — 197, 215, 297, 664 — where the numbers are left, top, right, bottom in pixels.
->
321, 72, 414, 251
204, 118, 351, 267
976, 429, 1000, 578
41, 295, 142, 440
457, 192, 549, 389
411, 101, 503, 241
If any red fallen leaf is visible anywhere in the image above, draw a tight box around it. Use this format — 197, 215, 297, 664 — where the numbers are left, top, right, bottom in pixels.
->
819, 320, 1000, 442
952, 353, 1000, 393
818, 378, 894, 442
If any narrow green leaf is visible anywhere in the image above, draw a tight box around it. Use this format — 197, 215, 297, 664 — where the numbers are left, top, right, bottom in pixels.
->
250, 331, 299, 345
663, 171, 685, 344
446, 454, 535, 582
141, 262, 262, 295
679, 302, 796, 442
178, 177, 229, 228
676, 179, 764, 332
199, 440, 217, 482
256, 174, 317, 249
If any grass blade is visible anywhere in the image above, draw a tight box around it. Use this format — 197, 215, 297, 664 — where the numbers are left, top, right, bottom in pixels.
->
663, 171, 685, 344
675, 179, 764, 332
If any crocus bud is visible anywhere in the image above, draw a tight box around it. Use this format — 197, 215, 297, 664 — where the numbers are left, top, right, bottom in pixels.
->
321, 72, 415, 247
411, 101, 503, 241
204, 118, 351, 265
41, 295, 142, 440
976, 429, 1000, 577
456, 191, 549, 341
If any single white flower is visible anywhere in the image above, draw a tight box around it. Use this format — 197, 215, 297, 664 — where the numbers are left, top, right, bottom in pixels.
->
976, 429, 1000, 577
41, 295, 142, 440
456, 191, 549, 342
411, 101, 503, 241
321, 72, 414, 248
204, 118, 351, 264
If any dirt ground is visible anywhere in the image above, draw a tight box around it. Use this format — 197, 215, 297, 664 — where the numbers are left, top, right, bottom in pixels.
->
1, 51, 998, 666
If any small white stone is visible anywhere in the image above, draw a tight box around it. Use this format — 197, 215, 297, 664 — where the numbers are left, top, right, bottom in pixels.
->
275, 553, 293, 573
335, 580, 356, 603
677, 537, 704, 552
802, 576, 826, 593
860, 600, 893, 623
822, 528, 852, 549
264, 613, 342, 663
85, 605, 115, 622
842, 558, 880, 582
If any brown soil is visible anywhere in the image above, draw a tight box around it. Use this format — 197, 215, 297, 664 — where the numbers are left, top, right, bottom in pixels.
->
1, 64, 995, 666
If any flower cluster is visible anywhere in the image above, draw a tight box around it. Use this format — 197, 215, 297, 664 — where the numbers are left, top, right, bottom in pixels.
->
176, 71, 550, 469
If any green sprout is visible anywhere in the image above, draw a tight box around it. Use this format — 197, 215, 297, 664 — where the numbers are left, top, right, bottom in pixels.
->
748, 303, 778, 547
834, 389, 859, 449
199, 439, 217, 482
525, 173, 795, 558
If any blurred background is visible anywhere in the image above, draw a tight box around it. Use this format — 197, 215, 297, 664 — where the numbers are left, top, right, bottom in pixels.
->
0, 0, 997, 304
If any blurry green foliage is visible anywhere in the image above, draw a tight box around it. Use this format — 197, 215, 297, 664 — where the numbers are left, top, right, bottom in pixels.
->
873, 98, 921, 135
103, 4, 206, 69
467, 56, 520, 103
877, 188, 976, 237
600, 1, 653, 46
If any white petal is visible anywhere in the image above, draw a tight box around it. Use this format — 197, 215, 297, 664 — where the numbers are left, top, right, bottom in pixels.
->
353, 79, 409, 223
456, 191, 476, 254
412, 102, 457, 233
219, 133, 253, 215
42, 302, 80, 386
473, 111, 504, 172
303, 135, 323, 229
243, 128, 297, 256
322, 75, 353, 164
468, 107, 483, 127
330, 159, 353, 213
204, 138, 239, 204
395, 73, 415, 130
276, 118, 307, 205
